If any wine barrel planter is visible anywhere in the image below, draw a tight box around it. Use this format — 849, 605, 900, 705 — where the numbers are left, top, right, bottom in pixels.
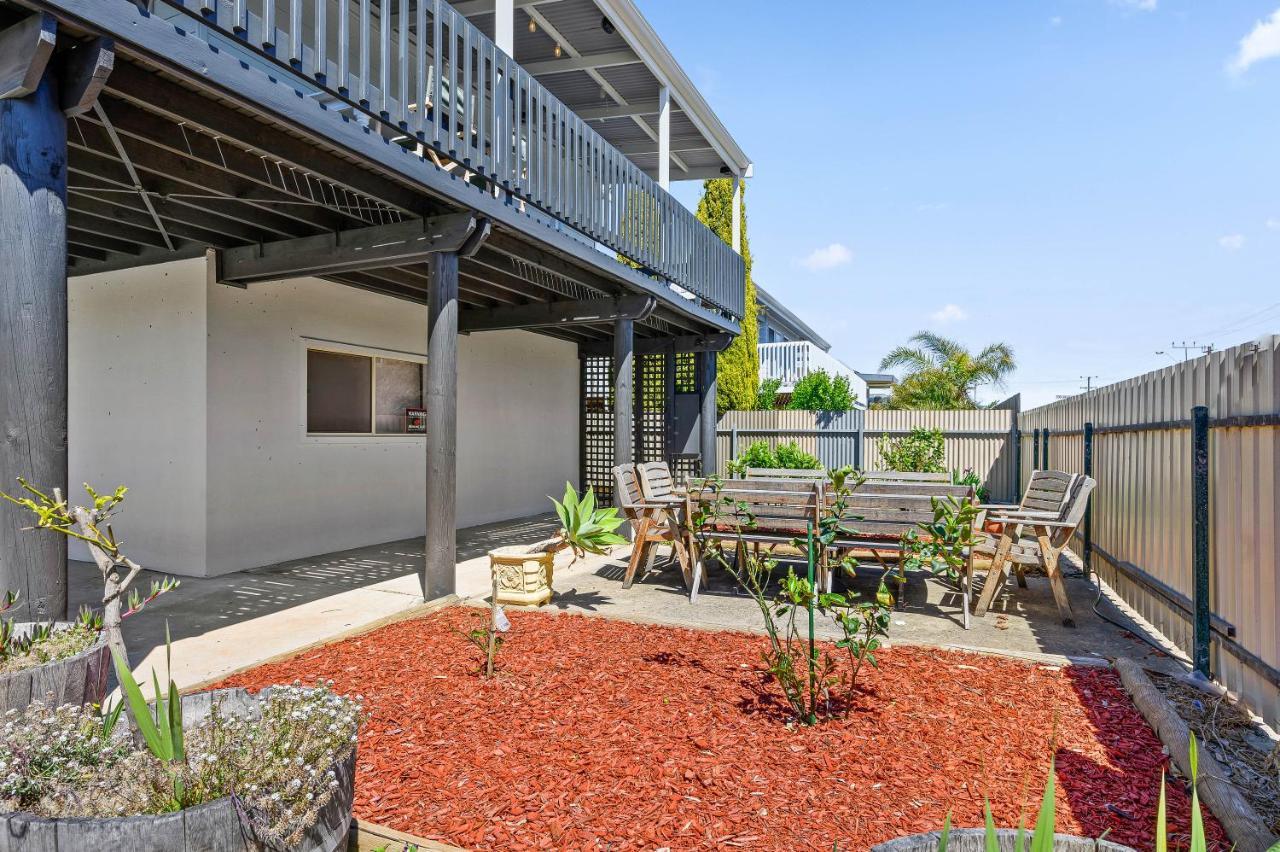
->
0, 688, 356, 851
0, 623, 110, 712
871, 829, 1136, 851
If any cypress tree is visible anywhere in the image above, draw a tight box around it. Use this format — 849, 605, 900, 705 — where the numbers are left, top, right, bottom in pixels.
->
695, 178, 758, 412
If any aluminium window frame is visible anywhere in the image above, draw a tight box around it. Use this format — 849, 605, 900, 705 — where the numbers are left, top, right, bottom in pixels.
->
299, 336, 428, 444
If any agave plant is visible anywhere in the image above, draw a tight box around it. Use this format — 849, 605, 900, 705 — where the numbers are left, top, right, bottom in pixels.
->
546, 483, 626, 561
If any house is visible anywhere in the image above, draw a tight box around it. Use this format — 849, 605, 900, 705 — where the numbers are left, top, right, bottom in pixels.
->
857, 372, 897, 407
0, 0, 750, 619
756, 286, 866, 403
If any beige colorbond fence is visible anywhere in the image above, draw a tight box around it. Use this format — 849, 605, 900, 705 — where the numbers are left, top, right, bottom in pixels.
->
716, 408, 1019, 502
864, 410, 1017, 502
1018, 335, 1280, 727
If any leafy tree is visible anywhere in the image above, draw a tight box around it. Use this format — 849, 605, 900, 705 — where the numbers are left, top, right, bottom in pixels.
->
696, 179, 758, 412
879, 331, 1015, 410
755, 377, 782, 410
787, 369, 858, 412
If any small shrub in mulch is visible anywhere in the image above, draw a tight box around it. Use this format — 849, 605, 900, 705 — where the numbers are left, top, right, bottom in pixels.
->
216, 608, 1230, 851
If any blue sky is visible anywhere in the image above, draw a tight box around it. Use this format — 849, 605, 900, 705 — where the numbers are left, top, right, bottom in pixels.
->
642, 0, 1280, 407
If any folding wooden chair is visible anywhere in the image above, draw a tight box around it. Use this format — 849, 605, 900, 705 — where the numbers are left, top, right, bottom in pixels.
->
612, 464, 693, 591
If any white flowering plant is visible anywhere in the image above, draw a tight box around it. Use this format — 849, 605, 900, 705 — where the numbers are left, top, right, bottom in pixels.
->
0, 682, 361, 847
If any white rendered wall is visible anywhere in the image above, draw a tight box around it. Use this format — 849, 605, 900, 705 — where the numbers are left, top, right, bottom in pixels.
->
70, 257, 580, 578
203, 269, 580, 576
68, 257, 209, 574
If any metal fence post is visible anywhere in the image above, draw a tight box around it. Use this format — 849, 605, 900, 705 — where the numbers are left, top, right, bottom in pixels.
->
1082, 422, 1093, 580
1191, 405, 1211, 678
856, 414, 865, 471
1043, 427, 1051, 470
730, 425, 739, 475
1033, 428, 1041, 470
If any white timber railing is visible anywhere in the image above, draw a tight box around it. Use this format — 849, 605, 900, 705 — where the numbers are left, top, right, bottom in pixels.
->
160, 0, 746, 319
758, 341, 860, 392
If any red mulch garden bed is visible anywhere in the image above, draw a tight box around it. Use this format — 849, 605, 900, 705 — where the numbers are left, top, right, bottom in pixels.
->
215, 608, 1229, 851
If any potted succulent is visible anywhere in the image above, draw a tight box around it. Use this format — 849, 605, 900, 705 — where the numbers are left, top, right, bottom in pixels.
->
0, 480, 178, 711
0, 637, 360, 851
487, 483, 625, 606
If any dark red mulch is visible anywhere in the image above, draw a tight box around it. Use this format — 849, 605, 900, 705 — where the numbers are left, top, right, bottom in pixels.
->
215, 608, 1229, 851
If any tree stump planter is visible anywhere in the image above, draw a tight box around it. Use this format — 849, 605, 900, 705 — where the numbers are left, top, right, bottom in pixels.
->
0, 622, 110, 712
0, 688, 356, 851
870, 829, 1136, 851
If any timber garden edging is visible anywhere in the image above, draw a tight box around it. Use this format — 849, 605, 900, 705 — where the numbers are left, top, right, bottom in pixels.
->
0, 622, 110, 713
0, 688, 356, 851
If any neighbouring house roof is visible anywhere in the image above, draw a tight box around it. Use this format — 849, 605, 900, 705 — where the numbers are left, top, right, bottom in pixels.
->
856, 372, 896, 388
459, 0, 753, 182
756, 285, 831, 350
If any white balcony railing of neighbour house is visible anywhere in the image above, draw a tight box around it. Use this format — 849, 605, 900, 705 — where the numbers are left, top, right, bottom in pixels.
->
758, 341, 861, 393
158, 0, 745, 320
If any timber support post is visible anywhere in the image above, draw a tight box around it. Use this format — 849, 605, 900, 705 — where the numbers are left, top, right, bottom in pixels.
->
613, 317, 634, 469
698, 351, 718, 475
423, 251, 460, 600
1082, 421, 1094, 580
0, 13, 69, 619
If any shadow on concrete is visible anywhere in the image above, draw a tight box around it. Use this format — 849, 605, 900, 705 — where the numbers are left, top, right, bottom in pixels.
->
70, 513, 561, 670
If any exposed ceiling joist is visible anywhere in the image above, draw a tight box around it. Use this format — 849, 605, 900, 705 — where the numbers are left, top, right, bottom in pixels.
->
450, 0, 562, 15
460, 295, 655, 333
574, 99, 663, 120
521, 49, 639, 76
578, 332, 734, 357
612, 140, 714, 157
216, 214, 477, 286
522, 5, 688, 175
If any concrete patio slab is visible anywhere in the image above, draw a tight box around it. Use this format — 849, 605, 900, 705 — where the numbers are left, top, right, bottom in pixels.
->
81, 514, 1188, 698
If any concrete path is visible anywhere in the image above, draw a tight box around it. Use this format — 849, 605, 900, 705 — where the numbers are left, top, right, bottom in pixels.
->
78, 515, 1187, 695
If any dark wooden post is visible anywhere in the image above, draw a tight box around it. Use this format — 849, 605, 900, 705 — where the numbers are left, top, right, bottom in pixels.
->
0, 30, 68, 621
1191, 405, 1211, 678
1043, 427, 1052, 470
1082, 421, 1094, 579
423, 251, 459, 601
613, 317, 633, 469
698, 351, 718, 475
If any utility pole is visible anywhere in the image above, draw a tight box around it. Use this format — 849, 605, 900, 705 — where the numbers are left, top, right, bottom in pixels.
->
1080, 375, 1098, 394
1168, 341, 1213, 362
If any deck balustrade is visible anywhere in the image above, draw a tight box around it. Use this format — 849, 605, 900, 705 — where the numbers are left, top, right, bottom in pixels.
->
163, 0, 745, 319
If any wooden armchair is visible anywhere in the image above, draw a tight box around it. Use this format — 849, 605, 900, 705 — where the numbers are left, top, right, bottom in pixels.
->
612, 464, 693, 592
972, 475, 1096, 627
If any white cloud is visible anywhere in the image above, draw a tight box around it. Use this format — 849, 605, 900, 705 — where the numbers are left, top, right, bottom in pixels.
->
1050, 16, 1064, 26
929, 304, 969, 324
1111, 0, 1157, 10
1266, 218, 1280, 231
1219, 234, 1246, 251
799, 242, 853, 271
1227, 7, 1280, 76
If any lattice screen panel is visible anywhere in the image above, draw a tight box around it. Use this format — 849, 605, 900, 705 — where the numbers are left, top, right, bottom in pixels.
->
580, 352, 676, 506
637, 353, 667, 464
581, 355, 614, 505
674, 352, 697, 394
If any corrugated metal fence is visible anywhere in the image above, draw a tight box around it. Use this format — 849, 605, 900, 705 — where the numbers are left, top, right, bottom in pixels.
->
716, 409, 1018, 501
1018, 335, 1279, 727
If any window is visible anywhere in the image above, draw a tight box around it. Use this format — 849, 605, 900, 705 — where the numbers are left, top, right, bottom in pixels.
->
306, 347, 424, 435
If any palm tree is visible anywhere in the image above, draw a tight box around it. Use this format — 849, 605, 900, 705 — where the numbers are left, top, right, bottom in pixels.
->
878, 332, 1015, 409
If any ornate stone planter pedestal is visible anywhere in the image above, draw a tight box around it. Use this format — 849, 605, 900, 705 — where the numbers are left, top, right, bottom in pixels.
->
488, 545, 555, 606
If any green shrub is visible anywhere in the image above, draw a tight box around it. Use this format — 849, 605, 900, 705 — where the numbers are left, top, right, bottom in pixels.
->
878, 427, 945, 473
755, 377, 782, 410
728, 440, 821, 475
787, 369, 858, 412
775, 441, 822, 470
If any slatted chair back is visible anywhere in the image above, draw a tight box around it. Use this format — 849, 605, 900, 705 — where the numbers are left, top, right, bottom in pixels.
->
828, 480, 975, 540
861, 470, 951, 484
636, 461, 678, 500
1020, 470, 1077, 515
686, 478, 824, 540
745, 467, 827, 482
611, 464, 645, 520
1050, 475, 1096, 548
